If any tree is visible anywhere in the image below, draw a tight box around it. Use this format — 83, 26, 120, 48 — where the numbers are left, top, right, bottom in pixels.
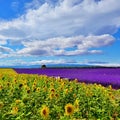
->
41, 64, 46, 68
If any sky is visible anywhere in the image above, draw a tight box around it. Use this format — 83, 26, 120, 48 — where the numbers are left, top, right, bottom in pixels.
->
0, 0, 120, 67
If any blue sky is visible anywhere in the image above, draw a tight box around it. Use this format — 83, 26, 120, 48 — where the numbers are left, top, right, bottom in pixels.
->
0, 0, 120, 67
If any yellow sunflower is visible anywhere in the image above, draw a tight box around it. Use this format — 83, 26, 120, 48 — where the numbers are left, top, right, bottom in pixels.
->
11, 106, 18, 115
0, 85, 3, 90
74, 99, 79, 112
40, 106, 49, 118
36, 87, 40, 92
55, 93, 59, 98
15, 99, 21, 104
50, 88, 55, 93
65, 103, 74, 116
0, 101, 4, 109
49, 93, 55, 99
65, 89, 68, 94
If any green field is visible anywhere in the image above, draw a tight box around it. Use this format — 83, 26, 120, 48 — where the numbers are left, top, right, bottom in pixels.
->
0, 69, 120, 120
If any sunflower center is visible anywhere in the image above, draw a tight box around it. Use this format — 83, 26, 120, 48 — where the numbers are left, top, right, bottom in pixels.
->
43, 109, 47, 115
67, 107, 72, 113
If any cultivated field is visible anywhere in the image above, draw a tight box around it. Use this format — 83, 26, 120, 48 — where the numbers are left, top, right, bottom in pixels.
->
0, 68, 120, 119
15, 68, 120, 89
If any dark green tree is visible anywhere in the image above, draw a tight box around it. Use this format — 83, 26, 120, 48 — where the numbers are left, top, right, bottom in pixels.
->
41, 64, 46, 68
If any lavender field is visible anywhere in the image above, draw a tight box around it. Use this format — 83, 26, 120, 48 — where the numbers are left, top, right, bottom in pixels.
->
14, 68, 120, 89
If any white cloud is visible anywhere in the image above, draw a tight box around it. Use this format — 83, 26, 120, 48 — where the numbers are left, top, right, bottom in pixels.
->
1, 58, 120, 67
0, 58, 76, 67
84, 60, 120, 67
0, 40, 7, 45
18, 34, 114, 56
0, 0, 119, 65
0, 0, 120, 41
25, 0, 44, 9
30, 59, 69, 65
0, 46, 13, 53
0, 59, 26, 66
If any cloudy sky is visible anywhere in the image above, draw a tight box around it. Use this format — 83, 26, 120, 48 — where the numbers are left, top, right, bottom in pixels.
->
0, 0, 120, 67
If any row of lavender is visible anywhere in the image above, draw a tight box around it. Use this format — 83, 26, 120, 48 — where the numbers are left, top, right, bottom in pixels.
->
14, 68, 120, 89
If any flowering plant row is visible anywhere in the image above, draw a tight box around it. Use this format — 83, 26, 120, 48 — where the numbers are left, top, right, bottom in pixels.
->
0, 69, 120, 120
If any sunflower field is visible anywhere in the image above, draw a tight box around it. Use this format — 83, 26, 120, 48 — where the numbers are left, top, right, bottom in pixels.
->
0, 68, 120, 120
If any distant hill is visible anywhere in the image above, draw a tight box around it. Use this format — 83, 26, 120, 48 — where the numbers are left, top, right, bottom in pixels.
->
1, 64, 120, 69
